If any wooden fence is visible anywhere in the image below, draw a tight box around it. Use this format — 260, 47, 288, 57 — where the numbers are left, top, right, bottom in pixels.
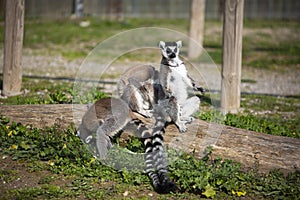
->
0, 0, 299, 20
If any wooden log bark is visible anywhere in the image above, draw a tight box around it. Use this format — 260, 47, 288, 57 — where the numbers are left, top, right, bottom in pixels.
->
0, 104, 299, 173
3, 0, 25, 96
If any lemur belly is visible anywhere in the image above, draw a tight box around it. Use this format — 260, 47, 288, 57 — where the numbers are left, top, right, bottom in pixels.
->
168, 65, 191, 105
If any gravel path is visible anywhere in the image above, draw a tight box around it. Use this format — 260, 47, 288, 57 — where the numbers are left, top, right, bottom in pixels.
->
0, 53, 299, 96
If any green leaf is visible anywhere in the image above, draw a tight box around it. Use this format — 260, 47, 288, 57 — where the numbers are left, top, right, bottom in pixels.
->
20, 141, 31, 150
202, 184, 216, 198
216, 179, 224, 185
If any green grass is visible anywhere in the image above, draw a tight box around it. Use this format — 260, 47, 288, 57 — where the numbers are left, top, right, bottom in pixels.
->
241, 79, 257, 83
199, 110, 299, 138
1, 18, 299, 69
0, 78, 107, 105
199, 93, 300, 138
208, 35, 300, 70
240, 94, 300, 113
0, 18, 191, 60
22, 18, 133, 46
0, 116, 299, 199
243, 19, 300, 29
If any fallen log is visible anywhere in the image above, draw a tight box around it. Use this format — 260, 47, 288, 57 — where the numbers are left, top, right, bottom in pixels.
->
0, 104, 299, 173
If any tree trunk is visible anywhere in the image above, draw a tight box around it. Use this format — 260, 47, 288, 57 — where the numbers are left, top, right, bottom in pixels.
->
0, 104, 299, 173
188, 0, 206, 59
221, 0, 244, 113
2, 0, 25, 97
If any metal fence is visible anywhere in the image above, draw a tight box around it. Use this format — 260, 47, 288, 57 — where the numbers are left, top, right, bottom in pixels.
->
1, 0, 299, 20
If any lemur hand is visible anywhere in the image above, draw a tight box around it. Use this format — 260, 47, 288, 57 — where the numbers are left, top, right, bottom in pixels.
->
196, 87, 206, 95
192, 83, 206, 95
165, 89, 174, 98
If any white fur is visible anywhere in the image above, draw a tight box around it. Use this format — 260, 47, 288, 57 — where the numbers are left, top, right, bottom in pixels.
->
167, 58, 193, 104
159, 40, 200, 132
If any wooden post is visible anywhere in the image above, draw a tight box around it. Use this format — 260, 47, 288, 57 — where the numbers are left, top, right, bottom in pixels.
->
221, 0, 244, 113
2, 0, 25, 97
74, 0, 84, 18
188, 0, 206, 59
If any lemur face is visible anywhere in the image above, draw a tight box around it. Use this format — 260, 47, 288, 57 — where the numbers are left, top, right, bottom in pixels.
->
159, 41, 182, 60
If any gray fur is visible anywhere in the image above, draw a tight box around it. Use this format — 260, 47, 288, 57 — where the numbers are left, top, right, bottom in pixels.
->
118, 64, 160, 118
159, 40, 201, 132
77, 97, 132, 159
118, 63, 187, 132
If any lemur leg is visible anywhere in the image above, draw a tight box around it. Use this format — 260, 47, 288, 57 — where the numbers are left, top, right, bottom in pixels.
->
159, 97, 187, 132
96, 127, 114, 159
95, 113, 131, 159
174, 103, 188, 132
180, 96, 200, 122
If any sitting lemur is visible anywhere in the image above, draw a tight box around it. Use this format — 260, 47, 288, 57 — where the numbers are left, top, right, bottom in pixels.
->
118, 41, 204, 132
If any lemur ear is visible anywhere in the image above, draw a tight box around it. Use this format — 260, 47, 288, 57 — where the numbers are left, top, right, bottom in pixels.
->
176, 41, 182, 48
159, 41, 165, 49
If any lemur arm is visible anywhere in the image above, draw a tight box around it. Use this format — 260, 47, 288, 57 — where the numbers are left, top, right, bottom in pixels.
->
159, 64, 173, 97
188, 75, 206, 94
176, 60, 205, 95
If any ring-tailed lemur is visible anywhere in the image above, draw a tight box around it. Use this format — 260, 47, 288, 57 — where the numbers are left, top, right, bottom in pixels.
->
77, 97, 133, 159
117, 64, 189, 132
159, 40, 204, 131
77, 97, 178, 193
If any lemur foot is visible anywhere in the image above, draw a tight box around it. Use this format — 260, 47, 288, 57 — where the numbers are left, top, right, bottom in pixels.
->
197, 87, 206, 94
181, 116, 194, 123
176, 121, 187, 132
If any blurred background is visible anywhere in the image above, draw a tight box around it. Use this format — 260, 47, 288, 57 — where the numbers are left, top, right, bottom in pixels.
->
0, 0, 299, 20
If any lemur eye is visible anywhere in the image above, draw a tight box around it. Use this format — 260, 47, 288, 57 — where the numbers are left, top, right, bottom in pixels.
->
166, 48, 171, 54
174, 47, 177, 53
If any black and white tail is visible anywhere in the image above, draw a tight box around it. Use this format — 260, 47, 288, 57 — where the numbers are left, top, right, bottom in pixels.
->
141, 105, 178, 193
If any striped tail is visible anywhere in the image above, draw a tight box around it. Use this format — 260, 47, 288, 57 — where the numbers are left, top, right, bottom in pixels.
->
142, 105, 179, 193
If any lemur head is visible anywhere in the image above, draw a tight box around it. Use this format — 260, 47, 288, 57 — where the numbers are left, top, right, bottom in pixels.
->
159, 41, 182, 61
